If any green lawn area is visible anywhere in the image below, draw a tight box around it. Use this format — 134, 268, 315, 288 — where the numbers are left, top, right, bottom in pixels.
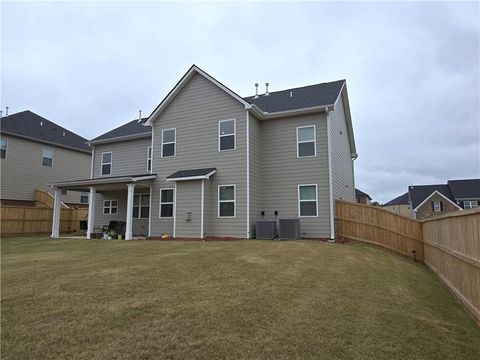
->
1, 237, 479, 359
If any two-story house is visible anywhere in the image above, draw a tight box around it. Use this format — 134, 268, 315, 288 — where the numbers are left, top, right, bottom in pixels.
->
0, 110, 91, 206
50, 65, 357, 240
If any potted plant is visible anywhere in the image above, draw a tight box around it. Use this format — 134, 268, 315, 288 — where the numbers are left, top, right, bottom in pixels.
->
109, 230, 117, 240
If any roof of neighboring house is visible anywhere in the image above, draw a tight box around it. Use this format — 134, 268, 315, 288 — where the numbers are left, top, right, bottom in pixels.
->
0, 110, 91, 153
90, 118, 151, 143
408, 185, 456, 210
447, 179, 480, 199
355, 188, 372, 200
383, 192, 409, 206
244, 80, 345, 113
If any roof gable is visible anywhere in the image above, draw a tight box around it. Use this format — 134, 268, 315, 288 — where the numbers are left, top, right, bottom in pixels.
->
0, 110, 91, 153
146, 65, 250, 126
412, 190, 463, 211
90, 118, 151, 144
408, 184, 456, 210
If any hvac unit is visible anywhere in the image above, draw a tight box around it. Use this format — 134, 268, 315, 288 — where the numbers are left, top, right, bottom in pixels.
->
255, 220, 277, 239
279, 219, 300, 240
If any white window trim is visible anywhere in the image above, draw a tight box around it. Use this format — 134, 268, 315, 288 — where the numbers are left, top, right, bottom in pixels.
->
159, 188, 175, 218
413, 190, 462, 211
0, 138, 7, 160
218, 184, 236, 218
133, 193, 150, 219
296, 125, 317, 158
433, 201, 442, 212
103, 199, 118, 215
147, 146, 152, 172
463, 200, 478, 209
298, 184, 319, 217
161, 128, 176, 158
42, 148, 54, 167
218, 119, 236, 152
80, 192, 89, 204
101, 151, 112, 176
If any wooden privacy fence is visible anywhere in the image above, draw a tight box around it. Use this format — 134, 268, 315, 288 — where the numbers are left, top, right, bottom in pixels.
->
335, 200, 424, 261
0, 206, 88, 235
335, 199, 480, 324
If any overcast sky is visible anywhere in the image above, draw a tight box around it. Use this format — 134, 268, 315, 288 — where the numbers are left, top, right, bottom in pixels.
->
1, 1, 479, 203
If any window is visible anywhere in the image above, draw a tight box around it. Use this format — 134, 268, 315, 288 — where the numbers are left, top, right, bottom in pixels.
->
298, 184, 318, 217
101, 152, 112, 175
162, 129, 176, 157
80, 192, 89, 204
160, 189, 174, 218
297, 125, 316, 157
0, 138, 7, 159
103, 200, 118, 215
219, 119, 236, 151
42, 148, 53, 166
433, 201, 443, 212
218, 185, 235, 217
463, 200, 478, 209
133, 193, 150, 219
61, 190, 68, 195
147, 146, 152, 172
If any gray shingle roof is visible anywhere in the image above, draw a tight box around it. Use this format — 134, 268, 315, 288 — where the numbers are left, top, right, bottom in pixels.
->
355, 188, 372, 200
408, 185, 456, 210
167, 168, 216, 179
90, 118, 151, 142
447, 179, 480, 199
383, 192, 409, 206
0, 110, 90, 152
244, 80, 345, 113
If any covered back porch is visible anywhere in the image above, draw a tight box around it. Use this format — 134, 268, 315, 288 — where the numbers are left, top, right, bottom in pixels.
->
50, 174, 156, 240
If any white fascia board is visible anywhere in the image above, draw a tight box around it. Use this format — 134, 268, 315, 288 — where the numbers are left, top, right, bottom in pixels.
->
146, 65, 250, 126
413, 190, 463, 211
166, 170, 217, 182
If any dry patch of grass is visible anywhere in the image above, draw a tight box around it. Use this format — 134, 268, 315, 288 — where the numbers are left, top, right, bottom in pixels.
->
2, 237, 479, 359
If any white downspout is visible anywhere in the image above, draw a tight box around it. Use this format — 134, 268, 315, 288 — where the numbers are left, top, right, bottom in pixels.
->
246, 109, 250, 239
90, 146, 95, 179
326, 110, 335, 241
200, 179, 204, 239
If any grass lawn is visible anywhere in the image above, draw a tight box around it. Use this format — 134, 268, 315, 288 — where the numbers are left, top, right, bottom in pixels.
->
2, 237, 479, 359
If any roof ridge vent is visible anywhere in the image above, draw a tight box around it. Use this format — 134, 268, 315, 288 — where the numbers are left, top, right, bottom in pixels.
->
264, 82, 270, 96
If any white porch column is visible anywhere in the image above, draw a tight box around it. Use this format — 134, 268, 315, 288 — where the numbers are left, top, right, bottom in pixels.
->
200, 179, 205, 239
50, 188, 61, 238
87, 187, 96, 239
125, 184, 135, 240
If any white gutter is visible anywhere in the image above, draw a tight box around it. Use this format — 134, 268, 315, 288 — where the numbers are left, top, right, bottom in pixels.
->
88, 132, 151, 146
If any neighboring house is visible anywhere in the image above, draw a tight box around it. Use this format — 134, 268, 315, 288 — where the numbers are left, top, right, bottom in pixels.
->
382, 192, 412, 217
408, 179, 479, 220
0, 111, 91, 206
355, 188, 371, 204
50, 65, 357, 240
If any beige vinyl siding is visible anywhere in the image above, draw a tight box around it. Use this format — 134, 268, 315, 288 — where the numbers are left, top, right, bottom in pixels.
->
93, 190, 149, 235
0, 134, 91, 203
92, 137, 151, 178
258, 113, 331, 238
248, 113, 263, 236
329, 94, 355, 202
175, 181, 202, 238
150, 73, 247, 238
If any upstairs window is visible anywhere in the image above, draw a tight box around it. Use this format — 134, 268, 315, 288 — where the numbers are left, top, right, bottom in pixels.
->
218, 185, 236, 217
101, 152, 112, 175
160, 189, 174, 218
298, 184, 318, 217
147, 146, 152, 172
297, 125, 316, 157
42, 148, 53, 166
463, 200, 478, 209
219, 119, 236, 151
432, 201, 443, 212
133, 193, 150, 219
0, 138, 7, 159
103, 200, 118, 215
162, 129, 176, 157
